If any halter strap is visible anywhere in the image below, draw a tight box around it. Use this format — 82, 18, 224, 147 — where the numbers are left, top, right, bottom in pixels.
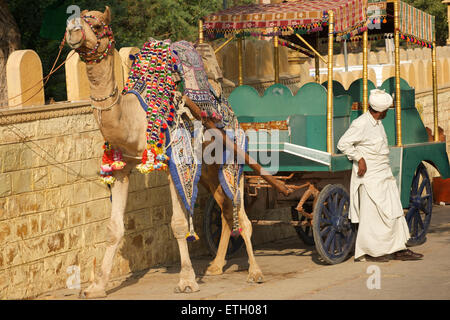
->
75, 15, 115, 64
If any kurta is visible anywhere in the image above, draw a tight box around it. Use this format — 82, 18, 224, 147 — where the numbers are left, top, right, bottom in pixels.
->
337, 112, 410, 259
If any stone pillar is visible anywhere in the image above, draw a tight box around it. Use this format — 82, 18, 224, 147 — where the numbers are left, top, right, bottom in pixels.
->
65, 50, 90, 101
6, 50, 45, 107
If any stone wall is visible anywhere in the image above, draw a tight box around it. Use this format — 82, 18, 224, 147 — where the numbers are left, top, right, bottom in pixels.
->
0, 103, 211, 299
416, 87, 450, 154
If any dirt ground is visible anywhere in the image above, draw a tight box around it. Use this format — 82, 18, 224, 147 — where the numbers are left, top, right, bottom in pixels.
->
40, 205, 450, 300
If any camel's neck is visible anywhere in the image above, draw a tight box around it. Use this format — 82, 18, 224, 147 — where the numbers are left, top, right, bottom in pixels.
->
86, 52, 123, 135
86, 52, 116, 101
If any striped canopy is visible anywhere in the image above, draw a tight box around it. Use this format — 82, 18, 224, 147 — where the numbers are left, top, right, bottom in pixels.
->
203, 0, 368, 36
368, 0, 435, 44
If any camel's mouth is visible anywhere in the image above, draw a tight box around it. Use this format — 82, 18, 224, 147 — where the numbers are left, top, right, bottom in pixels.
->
67, 37, 84, 49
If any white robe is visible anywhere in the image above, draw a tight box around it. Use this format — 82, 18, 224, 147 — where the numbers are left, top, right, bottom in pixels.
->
337, 112, 410, 258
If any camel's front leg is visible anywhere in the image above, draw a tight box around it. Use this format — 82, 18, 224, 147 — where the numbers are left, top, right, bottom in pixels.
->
81, 168, 131, 299
169, 175, 199, 293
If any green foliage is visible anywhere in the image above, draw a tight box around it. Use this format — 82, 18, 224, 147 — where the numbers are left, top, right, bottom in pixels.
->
7, 0, 253, 101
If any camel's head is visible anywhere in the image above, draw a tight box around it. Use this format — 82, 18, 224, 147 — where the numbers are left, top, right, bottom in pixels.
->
66, 6, 114, 64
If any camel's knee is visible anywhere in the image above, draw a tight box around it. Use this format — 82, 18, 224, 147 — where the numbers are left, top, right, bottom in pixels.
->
239, 209, 252, 233
106, 219, 124, 245
171, 215, 188, 239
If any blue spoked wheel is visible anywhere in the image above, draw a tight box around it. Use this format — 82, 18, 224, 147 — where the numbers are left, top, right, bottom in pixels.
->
406, 163, 433, 246
202, 196, 244, 258
312, 184, 356, 265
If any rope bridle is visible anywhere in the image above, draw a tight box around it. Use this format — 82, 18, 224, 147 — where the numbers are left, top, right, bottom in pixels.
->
74, 15, 115, 65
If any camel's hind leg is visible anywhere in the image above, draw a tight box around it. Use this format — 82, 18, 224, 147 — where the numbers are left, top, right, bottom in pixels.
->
168, 174, 200, 293
202, 165, 263, 282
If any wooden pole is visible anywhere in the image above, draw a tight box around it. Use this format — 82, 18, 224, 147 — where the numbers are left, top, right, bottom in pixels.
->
182, 96, 293, 197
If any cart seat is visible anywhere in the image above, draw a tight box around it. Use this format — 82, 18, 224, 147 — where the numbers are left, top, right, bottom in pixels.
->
229, 82, 352, 153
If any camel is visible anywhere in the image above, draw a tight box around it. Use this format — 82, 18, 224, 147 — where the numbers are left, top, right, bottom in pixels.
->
65, 7, 264, 298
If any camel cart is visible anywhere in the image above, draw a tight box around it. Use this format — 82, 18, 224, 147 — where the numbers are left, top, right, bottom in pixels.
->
199, 0, 450, 265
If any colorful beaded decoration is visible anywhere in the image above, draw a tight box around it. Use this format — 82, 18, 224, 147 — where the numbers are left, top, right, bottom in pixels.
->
99, 142, 126, 185
122, 40, 178, 174
76, 15, 115, 64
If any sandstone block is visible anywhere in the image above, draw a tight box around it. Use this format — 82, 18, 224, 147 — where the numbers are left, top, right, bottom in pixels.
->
85, 199, 108, 224
40, 209, 66, 235
46, 232, 66, 255
11, 170, 33, 195
2, 145, 20, 173
0, 173, 11, 197
32, 167, 49, 191
7, 193, 38, 218
0, 221, 12, 243
68, 203, 85, 227
72, 183, 90, 205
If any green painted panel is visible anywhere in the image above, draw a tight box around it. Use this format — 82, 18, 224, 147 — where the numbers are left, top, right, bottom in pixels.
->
347, 79, 377, 103
287, 115, 307, 147
330, 154, 353, 172
229, 85, 261, 117
389, 147, 403, 190
381, 109, 429, 146
400, 142, 450, 207
380, 77, 411, 94
292, 82, 328, 115
242, 151, 330, 173
321, 80, 347, 97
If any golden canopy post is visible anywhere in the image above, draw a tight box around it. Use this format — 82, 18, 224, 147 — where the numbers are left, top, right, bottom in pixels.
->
362, 30, 369, 113
274, 28, 280, 84
394, 0, 402, 146
238, 35, 244, 86
198, 19, 204, 44
432, 41, 439, 142
327, 11, 335, 154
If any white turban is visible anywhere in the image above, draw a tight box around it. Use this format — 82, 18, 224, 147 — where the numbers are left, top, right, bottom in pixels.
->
369, 89, 393, 112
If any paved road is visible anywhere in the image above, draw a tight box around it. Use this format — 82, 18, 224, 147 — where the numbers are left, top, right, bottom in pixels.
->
42, 205, 450, 300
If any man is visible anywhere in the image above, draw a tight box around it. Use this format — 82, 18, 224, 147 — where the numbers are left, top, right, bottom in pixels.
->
337, 89, 423, 262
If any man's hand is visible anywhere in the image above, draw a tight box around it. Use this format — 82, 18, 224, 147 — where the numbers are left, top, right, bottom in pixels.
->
358, 158, 367, 177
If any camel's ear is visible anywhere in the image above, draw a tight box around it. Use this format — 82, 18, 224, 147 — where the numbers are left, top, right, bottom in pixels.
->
81, 9, 88, 16
102, 6, 111, 25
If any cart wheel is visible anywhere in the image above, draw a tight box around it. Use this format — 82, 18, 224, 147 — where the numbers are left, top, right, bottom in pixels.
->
202, 195, 245, 258
291, 206, 314, 246
312, 184, 356, 265
406, 163, 433, 246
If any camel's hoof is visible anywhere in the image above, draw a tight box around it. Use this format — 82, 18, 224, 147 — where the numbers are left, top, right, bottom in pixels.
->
205, 264, 223, 276
247, 272, 264, 284
174, 281, 200, 294
79, 289, 107, 299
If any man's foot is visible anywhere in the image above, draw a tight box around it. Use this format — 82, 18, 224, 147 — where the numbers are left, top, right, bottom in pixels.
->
393, 249, 423, 261
366, 255, 390, 262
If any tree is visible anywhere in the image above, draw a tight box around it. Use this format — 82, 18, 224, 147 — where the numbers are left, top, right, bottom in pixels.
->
7, 0, 253, 102
0, 0, 21, 106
